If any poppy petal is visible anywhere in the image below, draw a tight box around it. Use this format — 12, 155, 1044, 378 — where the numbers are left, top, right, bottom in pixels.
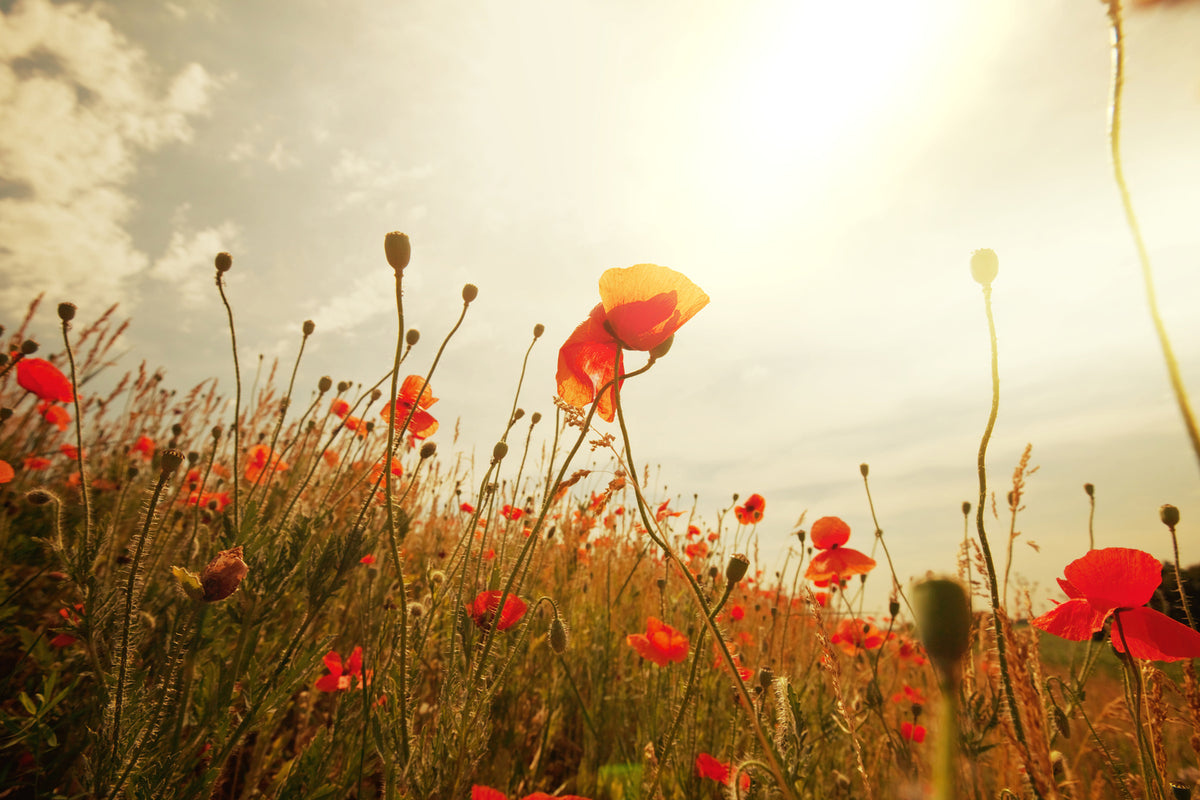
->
322, 650, 343, 674
556, 304, 622, 422
598, 264, 709, 351
17, 358, 75, 403
810, 516, 851, 550
399, 375, 437, 409
1111, 607, 1200, 662
1064, 547, 1162, 612
314, 674, 342, 692
1031, 598, 1107, 641
346, 646, 363, 675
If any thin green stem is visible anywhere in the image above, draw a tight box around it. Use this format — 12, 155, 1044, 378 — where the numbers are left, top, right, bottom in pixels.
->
215, 271, 242, 532
61, 318, 93, 549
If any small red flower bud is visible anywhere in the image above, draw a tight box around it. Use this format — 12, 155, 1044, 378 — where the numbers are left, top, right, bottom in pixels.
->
201, 545, 249, 602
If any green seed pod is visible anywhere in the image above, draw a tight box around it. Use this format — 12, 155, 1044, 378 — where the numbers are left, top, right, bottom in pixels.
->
384, 232, 411, 272
1161, 504, 1181, 528
726, 553, 750, 585
215, 252, 232, 273
58, 302, 77, 322
549, 616, 569, 654
970, 248, 999, 285
912, 578, 972, 674
462, 284, 478, 303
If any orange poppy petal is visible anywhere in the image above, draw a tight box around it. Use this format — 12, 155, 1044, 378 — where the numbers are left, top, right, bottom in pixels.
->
598, 264, 709, 351
399, 375, 437, 409
1064, 547, 1161, 612
810, 516, 851, 549
556, 304, 622, 422
1111, 606, 1200, 662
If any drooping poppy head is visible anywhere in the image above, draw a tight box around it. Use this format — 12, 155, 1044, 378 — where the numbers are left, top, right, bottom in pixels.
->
381, 375, 439, 439
901, 722, 927, 743
734, 493, 766, 524
626, 617, 689, 667
17, 358, 74, 403
597, 263, 709, 352
466, 590, 527, 632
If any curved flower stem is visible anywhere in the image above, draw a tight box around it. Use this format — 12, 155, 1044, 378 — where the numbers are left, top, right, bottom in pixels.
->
1113, 614, 1166, 800
215, 269, 242, 532
61, 316, 93, 549
860, 470, 912, 620
1165, 520, 1197, 630
246, 326, 310, 510
974, 282, 1030, 752
1105, 1, 1200, 474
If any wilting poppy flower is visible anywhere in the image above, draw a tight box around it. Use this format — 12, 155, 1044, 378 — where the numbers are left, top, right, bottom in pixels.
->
830, 617, 886, 656
244, 444, 288, 484
466, 590, 527, 632
315, 646, 366, 691
557, 264, 709, 422
330, 398, 351, 418
1032, 547, 1200, 661
39, 402, 70, 432
131, 435, 155, 460
380, 375, 438, 439
627, 617, 689, 667
501, 504, 523, 521
17, 357, 74, 403
0, 460, 13, 484
695, 752, 750, 790
901, 722, 927, 743
734, 493, 766, 524
804, 516, 876, 582
23, 456, 51, 471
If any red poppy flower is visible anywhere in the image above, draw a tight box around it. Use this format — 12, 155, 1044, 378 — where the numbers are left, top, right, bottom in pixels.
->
656, 500, 684, 522
60, 443, 79, 459
330, 398, 351, 418
501, 504, 523, 521
187, 491, 232, 511
901, 722, 927, 743
244, 444, 288, 483
380, 375, 438, 439
804, 516, 876, 582
734, 493, 765, 524
695, 752, 750, 790
471, 788, 507, 800
50, 604, 85, 647
685, 541, 708, 560
131, 435, 155, 460
360, 554, 376, 565
730, 604, 745, 621
556, 264, 709, 422
39, 402, 70, 432
460, 502, 475, 514
466, 590, 527, 632
322, 449, 340, 467
627, 617, 689, 667
0, 460, 13, 484
17, 357, 74, 403
315, 646, 365, 691
830, 617, 886, 656
891, 684, 926, 705
1032, 547, 1200, 661
23, 456, 51, 471
369, 457, 404, 483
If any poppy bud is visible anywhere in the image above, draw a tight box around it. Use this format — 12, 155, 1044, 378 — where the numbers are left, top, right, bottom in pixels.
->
1083, 482, 1094, 497
370, 388, 382, 402
492, 441, 508, 461
318, 376, 332, 392
512, 408, 525, 422
970, 248, 999, 286
549, 615, 569, 654
58, 302, 77, 322
211, 425, 222, 441
796, 529, 805, 544
20, 340, 38, 355
889, 597, 900, 617
860, 463, 869, 477
533, 323, 545, 339
462, 284, 478, 303
384, 231, 411, 272
530, 412, 542, 425
215, 252, 232, 273
407, 601, 426, 619
912, 578, 971, 676
961, 501, 971, 516
1161, 504, 1180, 528
187, 451, 199, 465
302, 320, 315, 336
337, 380, 351, 393
758, 666, 775, 691
649, 334, 673, 360
160, 449, 185, 476
726, 553, 750, 585
1052, 704, 1071, 738
419, 441, 437, 459
200, 545, 249, 602
26, 489, 54, 506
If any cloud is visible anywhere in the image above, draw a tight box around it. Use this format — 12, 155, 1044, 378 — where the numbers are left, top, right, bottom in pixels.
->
330, 148, 434, 210
0, 0, 216, 315
227, 124, 300, 170
307, 270, 395, 335
149, 210, 241, 306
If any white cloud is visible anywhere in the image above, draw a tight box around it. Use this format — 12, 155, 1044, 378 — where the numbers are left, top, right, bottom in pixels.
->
227, 124, 300, 170
330, 148, 434, 210
150, 211, 241, 306
0, 0, 216, 315
307, 270, 395, 335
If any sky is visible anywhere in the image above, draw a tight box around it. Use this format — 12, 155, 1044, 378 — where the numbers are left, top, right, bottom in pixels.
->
2, 0, 1200, 613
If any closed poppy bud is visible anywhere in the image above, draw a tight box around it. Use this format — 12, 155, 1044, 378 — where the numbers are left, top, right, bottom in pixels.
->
512, 408, 525, 422
211, 425, 222, 441
160, 449, 185, 476
419, 441, 437, 459
462, 284, 478, 303
370, 388, 382, 402
530, 412, 542, 425
384, 231, 411, 272
912, 578, 971, 674
889, 597, 900, 617
1161, 504, 1180, 528
187, 451, 199, 465
758, 666, 775, 691
549, 615, 569, 654
726, 553, 750, 585
20, 340, 38, 355
1052, 704, 1071, 738
405, 329, 420, 347
302, 320, 315, 336
962, 501, 971, 515
533, 323, 545, 339
970, 248, 999, 285
318, 376, 332, 392
26, 489, 54, 505
649, 334, 673, 360
1084, 483, 1094, 497
201, 545, 249, 602
215, 252, 232, 273
860, 463, 869, 477
492, 441, 508, 461
337, 380, 351, 393
58, 302, 76, 322
796, 529, 805, 544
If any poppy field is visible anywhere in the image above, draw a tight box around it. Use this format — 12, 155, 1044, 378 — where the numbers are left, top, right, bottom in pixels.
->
3, 233, 1200, 800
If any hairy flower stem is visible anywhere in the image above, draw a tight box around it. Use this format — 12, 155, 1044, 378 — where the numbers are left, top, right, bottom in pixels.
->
1164, 520, 1197, 630
246, 326, 310, 510
1105, 1, 1200, 477
974, 283, 1033, 756
112, 465, 174, 752
215, 270, 242, 532
61, 316, 93, 548
1114, 614, 1166, 800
